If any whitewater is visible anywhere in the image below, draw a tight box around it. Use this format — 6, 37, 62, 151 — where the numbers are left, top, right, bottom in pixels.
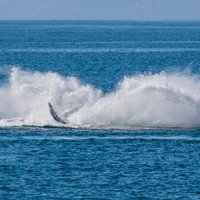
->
0, 67, 200, 129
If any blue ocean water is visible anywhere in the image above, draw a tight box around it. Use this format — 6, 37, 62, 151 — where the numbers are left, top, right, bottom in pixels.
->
1, 21, 200, 199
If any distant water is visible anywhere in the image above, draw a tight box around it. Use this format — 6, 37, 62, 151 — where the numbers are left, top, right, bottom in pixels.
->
1, 21, 200, 199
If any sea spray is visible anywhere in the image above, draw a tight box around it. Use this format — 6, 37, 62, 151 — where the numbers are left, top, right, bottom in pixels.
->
0, 67, 200, 129
0, 67, 101, 126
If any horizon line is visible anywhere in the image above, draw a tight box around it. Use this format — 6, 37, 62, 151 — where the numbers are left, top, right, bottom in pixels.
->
0, 19, 200, 22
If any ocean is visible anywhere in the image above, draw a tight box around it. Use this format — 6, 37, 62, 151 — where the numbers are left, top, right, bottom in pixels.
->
1, 20, 200, 199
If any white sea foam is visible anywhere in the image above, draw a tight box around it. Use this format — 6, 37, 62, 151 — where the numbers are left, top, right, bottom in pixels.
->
0, 67, 200, 129
2, 135, 200, 141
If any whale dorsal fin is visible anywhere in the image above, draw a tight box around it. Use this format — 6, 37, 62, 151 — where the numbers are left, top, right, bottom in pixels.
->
48, 102, 66, 124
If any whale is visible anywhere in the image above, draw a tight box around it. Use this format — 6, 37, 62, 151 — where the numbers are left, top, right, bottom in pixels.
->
48, 102, 66, 124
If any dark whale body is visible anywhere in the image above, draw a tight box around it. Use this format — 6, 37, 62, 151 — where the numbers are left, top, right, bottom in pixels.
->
48, 102, 66, 124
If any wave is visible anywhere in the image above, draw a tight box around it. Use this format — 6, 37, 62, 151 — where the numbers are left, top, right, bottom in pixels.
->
3, 25, 200, 30
3, 48, 200, 53
2, 135, 200, 142
0, 67, 200, 129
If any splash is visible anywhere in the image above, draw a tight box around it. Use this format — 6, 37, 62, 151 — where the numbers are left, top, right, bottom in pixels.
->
0, 67, 200, 129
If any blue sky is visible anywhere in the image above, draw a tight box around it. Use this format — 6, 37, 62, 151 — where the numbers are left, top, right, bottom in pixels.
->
0, 0, 200, 20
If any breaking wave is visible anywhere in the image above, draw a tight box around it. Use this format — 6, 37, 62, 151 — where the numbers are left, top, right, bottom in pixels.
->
1, 67, 200, 129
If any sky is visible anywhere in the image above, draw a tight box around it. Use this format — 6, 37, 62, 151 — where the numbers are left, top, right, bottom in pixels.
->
0, 0, 200, 20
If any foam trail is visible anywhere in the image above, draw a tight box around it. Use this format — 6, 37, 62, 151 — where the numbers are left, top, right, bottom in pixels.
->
0, 67, 200, 129
2, 136, 200, 141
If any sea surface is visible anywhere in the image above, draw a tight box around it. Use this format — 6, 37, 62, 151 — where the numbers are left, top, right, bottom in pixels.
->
1, 21, 200, 199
